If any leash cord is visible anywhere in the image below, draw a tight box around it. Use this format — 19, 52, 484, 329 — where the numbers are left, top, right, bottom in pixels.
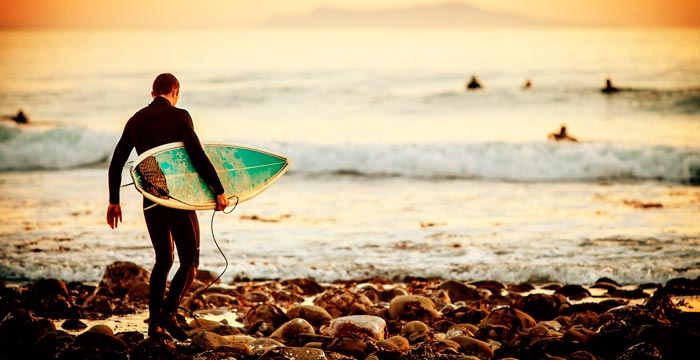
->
130, 177, 239, 326
184, 195, 239, 328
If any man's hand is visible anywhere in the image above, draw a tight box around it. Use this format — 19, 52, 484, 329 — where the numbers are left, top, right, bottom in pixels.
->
215, 194, 230, 211
106, 204, 122, 229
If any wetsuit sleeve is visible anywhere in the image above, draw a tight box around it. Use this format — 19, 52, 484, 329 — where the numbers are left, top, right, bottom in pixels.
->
179, 111, 225, 195
108, 127, 134, 204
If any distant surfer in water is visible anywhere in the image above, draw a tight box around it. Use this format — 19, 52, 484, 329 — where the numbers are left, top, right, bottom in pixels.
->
601, 78, 619, 94
466, 75, 482, 90
2, 109, 29, 124
548, 125, 578, 142
106, 73, 229, 341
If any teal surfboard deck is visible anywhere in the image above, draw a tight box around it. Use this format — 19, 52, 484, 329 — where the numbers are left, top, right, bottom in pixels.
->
130, 142, 290, 210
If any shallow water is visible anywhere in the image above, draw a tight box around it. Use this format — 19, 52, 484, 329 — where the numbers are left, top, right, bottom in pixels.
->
1, 168, 698, 285
1, 28, 699, 285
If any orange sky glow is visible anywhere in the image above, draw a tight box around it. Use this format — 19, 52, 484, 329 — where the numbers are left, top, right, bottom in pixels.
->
1, 0, 699, 29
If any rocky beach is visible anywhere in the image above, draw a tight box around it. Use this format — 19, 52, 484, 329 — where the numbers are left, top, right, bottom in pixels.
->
1, 261, 699, 360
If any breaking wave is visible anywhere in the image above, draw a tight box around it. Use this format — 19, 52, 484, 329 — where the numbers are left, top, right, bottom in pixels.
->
2, 123, 699, 184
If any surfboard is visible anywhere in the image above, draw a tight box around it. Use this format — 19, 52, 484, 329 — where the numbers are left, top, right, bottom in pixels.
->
130, 142, 291, 210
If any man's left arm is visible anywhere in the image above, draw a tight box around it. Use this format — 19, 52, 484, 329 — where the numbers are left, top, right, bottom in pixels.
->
179, 111, 228, 210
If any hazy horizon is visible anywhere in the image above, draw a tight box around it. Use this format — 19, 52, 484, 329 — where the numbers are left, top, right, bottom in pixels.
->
2, 0, 699, 29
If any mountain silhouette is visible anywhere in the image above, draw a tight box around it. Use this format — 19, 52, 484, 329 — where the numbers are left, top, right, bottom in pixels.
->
260, 2, 562, 28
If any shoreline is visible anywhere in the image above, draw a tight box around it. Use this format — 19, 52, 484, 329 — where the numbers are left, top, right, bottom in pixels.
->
2, 261, 700, 359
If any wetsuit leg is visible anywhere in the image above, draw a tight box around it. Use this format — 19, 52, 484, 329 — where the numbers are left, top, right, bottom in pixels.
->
144, 205, 175, 321
144, 205, 200, 315
165, 208, 200, 305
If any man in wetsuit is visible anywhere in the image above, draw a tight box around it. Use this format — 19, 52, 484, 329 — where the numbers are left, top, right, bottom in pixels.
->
106, 73, 229, 341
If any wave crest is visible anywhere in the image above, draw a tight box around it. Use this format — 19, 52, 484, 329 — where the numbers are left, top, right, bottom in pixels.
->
0, 123, 116, 171
274, 141, 700, 183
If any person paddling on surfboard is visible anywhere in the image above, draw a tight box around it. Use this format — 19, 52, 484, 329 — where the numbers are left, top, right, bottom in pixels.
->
106, 73, 229, 341
548, 124, 578, 142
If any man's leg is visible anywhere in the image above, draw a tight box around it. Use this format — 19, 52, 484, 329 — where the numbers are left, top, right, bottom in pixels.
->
143, 205, 174, 339
165, 209, 200, 306
159, 208, 200, 340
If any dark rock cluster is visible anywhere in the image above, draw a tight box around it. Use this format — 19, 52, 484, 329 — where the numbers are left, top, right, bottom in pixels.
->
1, 262, 700, 360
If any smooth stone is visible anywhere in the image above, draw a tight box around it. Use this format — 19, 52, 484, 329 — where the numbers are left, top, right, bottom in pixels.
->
129, 339, 179, 360
280, 278, 326, 296
259, 346, 328, 360
664, 277, 700, 295
285, 305, 333, 329
326, 336, 372, 359
616, 342, 663, 360
61, 319, 87, 331
468, 280, 508, 295
313, 288, 374, 318
34, 330, 75, 359
327, 315, 386, 341
376, 335, 410, 353
446, 324, 476, 338
211, 343, 253, 358
554, 284, 591, 300
270, 318, 316, 343
514, 293, 567, 321
74, 329, 127, 352
248, 338, 285, 355
431, 289, 452, 309
188, 317, 224, 330
448, 335, 494, 359
567, 350, 598, 360
564, 325, 597, 344
29, 278, 71, 317
438, 280, 482, 302
244, 303, 289, 329
570, 310, 600, 329
126, 281, 150, 303
388, 295, 440, 322
196, 269, 222, 285
190, 330, 233, 349
114, 331, 144, 348
479, 306, 536, 332
87, 324, 114, 336
400, 320, 432, 343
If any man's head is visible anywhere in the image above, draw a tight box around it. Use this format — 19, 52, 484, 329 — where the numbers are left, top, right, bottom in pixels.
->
151, 73, 180, 105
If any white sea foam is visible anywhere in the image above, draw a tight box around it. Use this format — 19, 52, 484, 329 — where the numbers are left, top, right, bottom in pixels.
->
271, 141, 700, 183
0, 123, 117, 171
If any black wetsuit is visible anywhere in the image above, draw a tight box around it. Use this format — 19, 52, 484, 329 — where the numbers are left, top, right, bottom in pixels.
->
108, 96, 224, 318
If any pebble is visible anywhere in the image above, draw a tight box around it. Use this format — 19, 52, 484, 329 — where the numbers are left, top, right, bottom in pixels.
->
327, 315, 386, 340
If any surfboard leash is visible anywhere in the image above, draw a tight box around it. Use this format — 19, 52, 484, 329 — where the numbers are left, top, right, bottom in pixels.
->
202, 194, 239, 293
124, 176, 240, 326
182, 195, 239, 328
140, 176, 241, 294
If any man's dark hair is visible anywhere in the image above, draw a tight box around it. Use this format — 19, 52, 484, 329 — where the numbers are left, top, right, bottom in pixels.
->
152, 73, 180, 96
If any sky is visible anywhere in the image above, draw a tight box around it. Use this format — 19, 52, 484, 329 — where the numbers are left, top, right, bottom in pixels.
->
1, 0, 699, 29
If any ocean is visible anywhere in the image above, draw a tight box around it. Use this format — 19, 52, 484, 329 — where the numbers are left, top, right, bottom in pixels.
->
1, 28, 699, 285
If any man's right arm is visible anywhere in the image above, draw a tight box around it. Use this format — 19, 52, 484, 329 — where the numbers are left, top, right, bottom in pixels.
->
107, 129, 134, 228
108, 130, 134, 204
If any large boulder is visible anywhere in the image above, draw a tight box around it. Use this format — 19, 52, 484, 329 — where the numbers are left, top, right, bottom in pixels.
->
99, 261, 150, 298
